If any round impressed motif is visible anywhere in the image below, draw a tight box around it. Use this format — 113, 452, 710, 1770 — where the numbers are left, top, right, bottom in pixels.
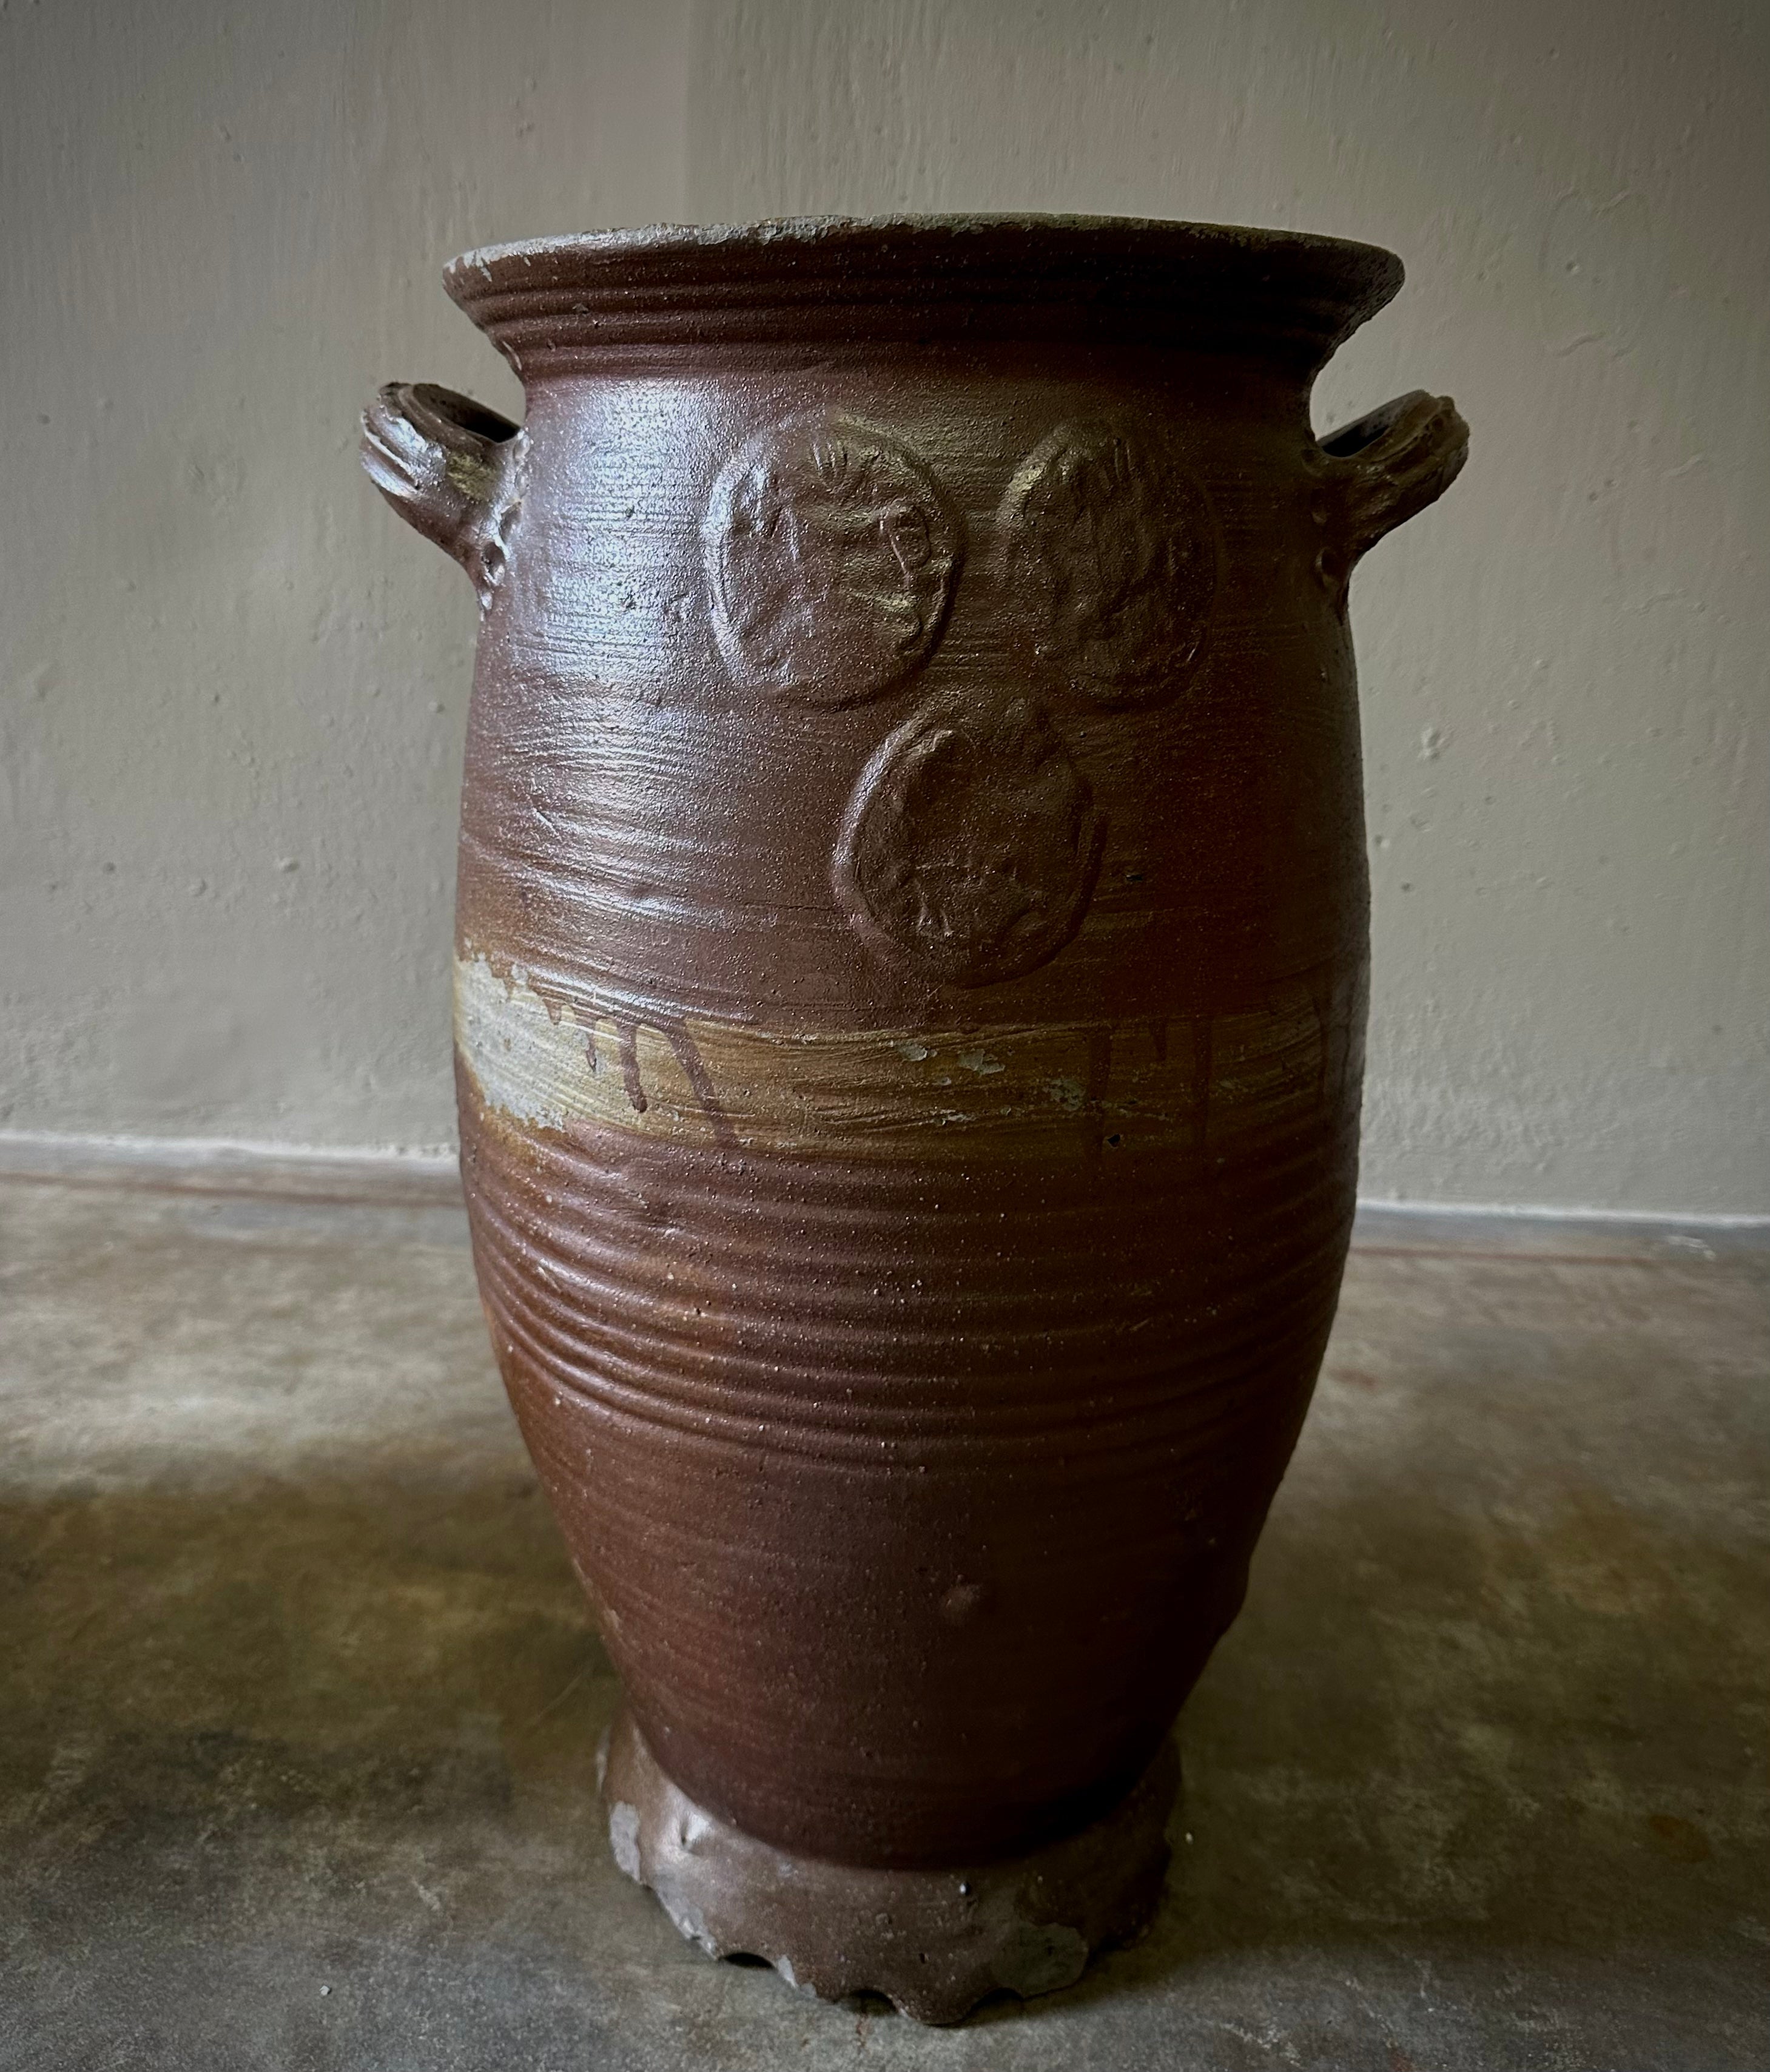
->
703, 411, 962, 706
998, 421, 1216, 708
833, 698, 1106, 988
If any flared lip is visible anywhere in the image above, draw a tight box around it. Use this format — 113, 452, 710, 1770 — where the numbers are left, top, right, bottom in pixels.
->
442, 213, 1404, 371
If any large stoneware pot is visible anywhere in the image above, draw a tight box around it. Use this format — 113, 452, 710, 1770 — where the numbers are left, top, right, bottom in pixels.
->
363, 216, 1466, 2023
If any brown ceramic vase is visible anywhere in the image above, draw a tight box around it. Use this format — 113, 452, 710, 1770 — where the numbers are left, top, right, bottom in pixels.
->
363, 215, 1467, 2023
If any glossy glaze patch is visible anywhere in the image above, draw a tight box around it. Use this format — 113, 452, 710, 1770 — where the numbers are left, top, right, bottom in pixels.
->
702, 410, 962, 705
831, 697, 1106, 987
998, 421, 1216, 707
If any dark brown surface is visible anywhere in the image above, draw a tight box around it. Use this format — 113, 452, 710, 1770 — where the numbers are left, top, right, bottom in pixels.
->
599, 1704, 1176, 2023
363, 214, 1467, 1989
440, 215, 1405, 360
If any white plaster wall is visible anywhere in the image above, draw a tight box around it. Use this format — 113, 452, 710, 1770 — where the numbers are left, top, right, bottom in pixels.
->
4, 0, 1765, 1213
0, 0, 690, 1152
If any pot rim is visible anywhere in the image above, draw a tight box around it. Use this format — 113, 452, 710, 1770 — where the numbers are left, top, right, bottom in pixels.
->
442, 213, 1404, 371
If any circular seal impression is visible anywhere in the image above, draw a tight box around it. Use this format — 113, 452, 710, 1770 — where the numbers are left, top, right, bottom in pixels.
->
833, 698, 1106, 988
998, 420, 1216, 709
703, 410, 962, 707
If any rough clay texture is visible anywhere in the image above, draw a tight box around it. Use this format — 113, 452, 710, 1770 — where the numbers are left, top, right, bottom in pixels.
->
4, 0, 1767, 1218
599, 1706, 1176, 2023
363, 217, 1465, 1912
3, 1171, 1766, 2065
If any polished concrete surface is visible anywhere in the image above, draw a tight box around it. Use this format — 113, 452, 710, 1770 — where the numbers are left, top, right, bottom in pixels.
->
2, 1170, 1765, 2069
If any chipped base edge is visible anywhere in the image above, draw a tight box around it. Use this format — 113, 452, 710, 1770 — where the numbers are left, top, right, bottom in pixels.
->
599, 1706, 1177, 2026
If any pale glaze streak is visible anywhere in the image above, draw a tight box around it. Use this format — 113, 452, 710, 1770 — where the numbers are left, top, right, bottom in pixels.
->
453, 950, 1336, 1161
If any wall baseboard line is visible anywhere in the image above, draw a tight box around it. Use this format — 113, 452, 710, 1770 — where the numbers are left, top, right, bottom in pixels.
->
0, 1130, 463, 1207
2, 1130, 1764, 1254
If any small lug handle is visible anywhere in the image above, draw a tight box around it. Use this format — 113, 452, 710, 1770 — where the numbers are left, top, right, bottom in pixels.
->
361, 382, 524, 608
1315, 390, 1469, 583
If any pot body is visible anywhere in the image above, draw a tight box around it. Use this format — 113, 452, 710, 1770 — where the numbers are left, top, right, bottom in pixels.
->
365, 220, 1466, 1880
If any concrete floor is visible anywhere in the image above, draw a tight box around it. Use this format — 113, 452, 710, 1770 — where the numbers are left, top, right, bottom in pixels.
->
1, 1165, 1766, 2071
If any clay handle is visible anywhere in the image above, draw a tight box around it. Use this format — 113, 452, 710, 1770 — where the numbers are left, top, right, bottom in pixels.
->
1316, 390, 1469, 580
361, 382, 523, 607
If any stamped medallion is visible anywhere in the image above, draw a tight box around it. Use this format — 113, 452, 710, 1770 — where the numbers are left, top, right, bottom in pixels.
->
833, 698, 1106, 987
998, 421, 1216, 707
703, 411, 962, 706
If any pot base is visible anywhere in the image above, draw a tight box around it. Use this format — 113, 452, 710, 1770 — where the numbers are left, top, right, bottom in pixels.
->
598, 1707, 1178, 2025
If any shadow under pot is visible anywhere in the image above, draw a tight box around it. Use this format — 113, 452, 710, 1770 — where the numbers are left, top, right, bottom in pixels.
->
363, 214, 1468, 2026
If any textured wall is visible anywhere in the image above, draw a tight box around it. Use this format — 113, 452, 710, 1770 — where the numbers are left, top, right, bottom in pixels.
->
0, 0, 690, 1152
3, 0, 1765, 1212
